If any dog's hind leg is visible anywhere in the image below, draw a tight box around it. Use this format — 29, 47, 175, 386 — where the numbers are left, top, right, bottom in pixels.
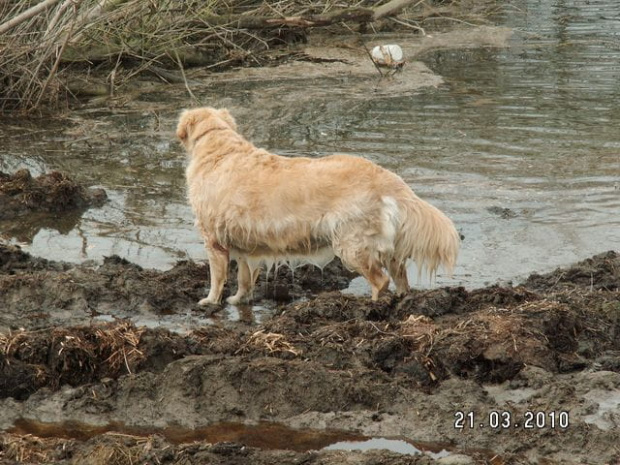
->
388, 259, 409, 295
199, 243, 229, 306
338, 249, 389, 301
227, 258, 255, 304
366, 263, 390, 301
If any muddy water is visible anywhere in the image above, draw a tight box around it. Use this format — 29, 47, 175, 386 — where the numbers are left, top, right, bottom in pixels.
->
1, 1, 619, 304
8, 419, 367, 451
9, 418, 459, 458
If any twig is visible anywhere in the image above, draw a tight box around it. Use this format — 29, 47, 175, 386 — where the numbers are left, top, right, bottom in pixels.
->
44, 0, 77, 39
361, 42, 383, 77
122, 347, 133, 375
389, 16, 425, 35
173, 49, 197, 101
422, 16, 482, 27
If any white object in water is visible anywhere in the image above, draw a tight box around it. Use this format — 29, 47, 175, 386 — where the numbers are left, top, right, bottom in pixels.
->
371, 44, 404, 68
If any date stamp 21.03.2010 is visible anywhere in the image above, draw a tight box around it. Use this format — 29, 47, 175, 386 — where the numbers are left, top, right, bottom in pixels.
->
454, 410, 569, 430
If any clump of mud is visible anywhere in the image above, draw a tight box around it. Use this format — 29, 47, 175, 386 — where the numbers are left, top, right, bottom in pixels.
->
2, 251, 618, 398
0, 170, 107, 220
524, 250, 619, 292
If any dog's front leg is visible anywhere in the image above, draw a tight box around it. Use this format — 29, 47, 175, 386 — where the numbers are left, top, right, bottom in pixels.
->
199, 242, 229, 306
227, 259, 250, 304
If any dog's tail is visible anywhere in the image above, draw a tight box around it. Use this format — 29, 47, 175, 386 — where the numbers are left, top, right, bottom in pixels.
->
394, 192, 460, 280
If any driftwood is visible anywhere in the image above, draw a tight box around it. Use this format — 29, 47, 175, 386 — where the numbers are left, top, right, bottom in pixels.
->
0, 0, 63, 35
192, 0, 420, 30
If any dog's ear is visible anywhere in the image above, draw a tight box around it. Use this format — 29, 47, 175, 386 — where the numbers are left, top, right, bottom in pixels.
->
217, 109, 237, 131
176, 109, 194, 143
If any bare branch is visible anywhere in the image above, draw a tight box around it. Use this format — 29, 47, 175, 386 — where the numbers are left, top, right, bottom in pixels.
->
0, 0, 64, 35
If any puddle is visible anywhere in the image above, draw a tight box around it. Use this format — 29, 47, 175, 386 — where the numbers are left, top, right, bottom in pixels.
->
93, 313, 214, 334
93, 303, 274, 334
7, 418, 455, 457
324, 437, 450, 459
7, 419, 362, 450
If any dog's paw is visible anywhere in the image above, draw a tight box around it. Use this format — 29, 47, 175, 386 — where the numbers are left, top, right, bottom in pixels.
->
226, 294, 248, 305
198, 297, 220, 306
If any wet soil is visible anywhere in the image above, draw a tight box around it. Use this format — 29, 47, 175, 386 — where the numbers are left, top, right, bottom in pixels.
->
0, 244, 356, 332
0, 246, 619, 464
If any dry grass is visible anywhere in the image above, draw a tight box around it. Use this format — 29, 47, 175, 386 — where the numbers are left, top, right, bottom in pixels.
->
240, 329, 302, 356
0, 0, 370, 113
71, 435, 155, 465
0, 433, 70, 463
0, 431, 158, 465
0, 0, 493, 113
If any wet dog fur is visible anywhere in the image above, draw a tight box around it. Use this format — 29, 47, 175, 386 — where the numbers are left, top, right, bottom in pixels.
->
177, 107, 460, 305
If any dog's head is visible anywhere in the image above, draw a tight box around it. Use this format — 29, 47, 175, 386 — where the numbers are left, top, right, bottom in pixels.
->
176, 107, 238, 152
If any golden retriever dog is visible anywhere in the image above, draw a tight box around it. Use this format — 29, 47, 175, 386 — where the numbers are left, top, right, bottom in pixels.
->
177, 107, 460, 305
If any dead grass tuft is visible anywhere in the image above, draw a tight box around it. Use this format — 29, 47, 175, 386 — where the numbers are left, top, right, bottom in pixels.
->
0, 432, 72, 463
240, 330, 301, 356
71, 434, 154, 465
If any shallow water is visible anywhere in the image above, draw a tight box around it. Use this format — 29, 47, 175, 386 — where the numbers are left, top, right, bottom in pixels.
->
324, 437, 450, 458
1, 0, 619, 304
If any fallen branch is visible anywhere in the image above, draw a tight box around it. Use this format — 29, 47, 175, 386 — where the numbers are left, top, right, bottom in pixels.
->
191, 8, 373, 30
191, 0, 421, 30
374, 0, 422, 20
0, 0, 64, 35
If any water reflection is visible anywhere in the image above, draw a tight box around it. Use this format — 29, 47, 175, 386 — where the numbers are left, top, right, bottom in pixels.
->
324, 437, 450, 459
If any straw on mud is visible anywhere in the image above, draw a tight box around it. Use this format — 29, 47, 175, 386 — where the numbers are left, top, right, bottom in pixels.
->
0, 330, 31, 358
95, 322, 145, 374
0, 322, 146, 386
400, 314, 437, 354
0, 433, 72, 464
240, 330, 301, 356
72, 438, 147, 465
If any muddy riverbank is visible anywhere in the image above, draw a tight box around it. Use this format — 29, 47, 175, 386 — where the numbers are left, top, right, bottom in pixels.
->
1, 0, 620, 462
0, 247, 619, 464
